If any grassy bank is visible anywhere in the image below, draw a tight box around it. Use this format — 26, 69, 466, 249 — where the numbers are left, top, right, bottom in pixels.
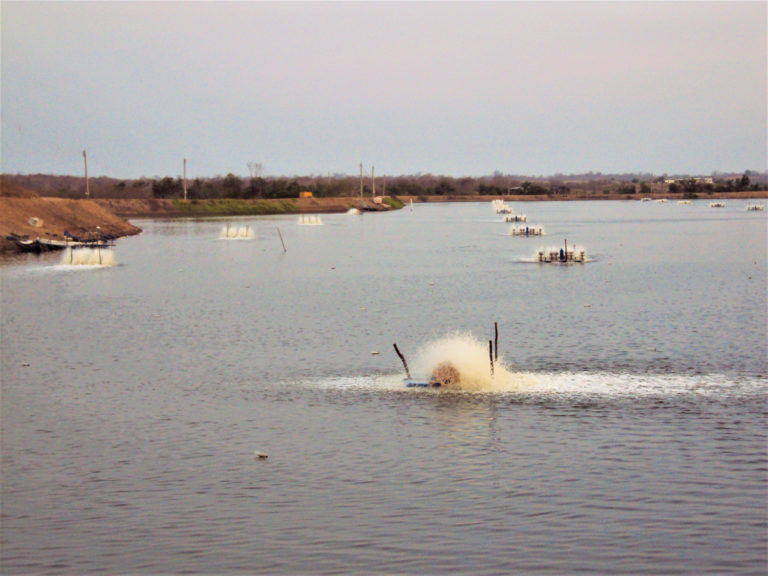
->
171, 198, 297, 215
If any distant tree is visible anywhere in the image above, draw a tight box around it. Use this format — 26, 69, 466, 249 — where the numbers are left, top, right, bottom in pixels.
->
477, 183, 505, 196
520, 181, 549, 195
264, 178, 300, 198
152, 176, 183, 198
679, 178, 699, 195
222, 173, 243, 198
617, 184, 636, 195
738, 173, 750, 190
388, 180, 422, 197
247, 162, 264, 197
431, 180, 455, 196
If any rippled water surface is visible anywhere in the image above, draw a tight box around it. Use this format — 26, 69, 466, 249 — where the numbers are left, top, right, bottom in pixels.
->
2, 200, 766, 574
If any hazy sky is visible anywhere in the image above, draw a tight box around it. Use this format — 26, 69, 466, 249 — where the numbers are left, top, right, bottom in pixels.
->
2, 1, 766, 179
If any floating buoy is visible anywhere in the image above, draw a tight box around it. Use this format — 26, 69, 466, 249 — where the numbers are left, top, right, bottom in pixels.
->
371, 351, 380, 355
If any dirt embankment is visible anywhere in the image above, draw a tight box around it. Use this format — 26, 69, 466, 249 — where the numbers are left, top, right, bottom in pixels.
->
0, 181, 142, 253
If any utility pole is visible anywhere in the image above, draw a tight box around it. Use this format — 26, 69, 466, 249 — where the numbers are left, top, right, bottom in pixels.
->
183, 158, 187, 201
83, 150, 90, 199
372, 166, 375, 198
359, 162, 363, 201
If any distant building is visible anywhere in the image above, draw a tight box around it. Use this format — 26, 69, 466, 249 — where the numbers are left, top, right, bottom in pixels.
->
299, 191, 313, 198
665, 177, 713, 185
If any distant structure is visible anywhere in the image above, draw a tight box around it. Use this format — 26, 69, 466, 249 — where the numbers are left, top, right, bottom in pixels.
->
299, 191, 313, 198
82, 150, 90, 199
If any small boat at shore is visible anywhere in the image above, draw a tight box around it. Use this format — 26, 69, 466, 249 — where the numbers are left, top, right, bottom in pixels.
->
5, 232, 115, 252
710, 202, 726, 208
746, 204, 764, 211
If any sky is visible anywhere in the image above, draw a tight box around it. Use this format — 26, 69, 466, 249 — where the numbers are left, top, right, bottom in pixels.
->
2, 1, 766, 179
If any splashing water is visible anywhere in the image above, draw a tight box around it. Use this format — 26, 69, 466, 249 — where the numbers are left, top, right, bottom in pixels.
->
60, 247, 115, 266
409, 332, 537, 392
220, 225, 255, 239
297, 215, 323, 225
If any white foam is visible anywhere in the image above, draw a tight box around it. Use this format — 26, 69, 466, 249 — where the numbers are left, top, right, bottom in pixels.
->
297, 215, 323, 225
220, 225, 255, 239
59, 248, 115, 267
403, 332, 536, 392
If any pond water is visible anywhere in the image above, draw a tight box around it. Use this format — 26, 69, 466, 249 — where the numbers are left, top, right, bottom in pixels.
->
1, 199, 766, 574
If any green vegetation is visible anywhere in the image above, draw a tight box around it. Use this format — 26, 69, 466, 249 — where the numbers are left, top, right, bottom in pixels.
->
3, 170, 766, 203
170, 198, 297, 215
383, 195, 404, 209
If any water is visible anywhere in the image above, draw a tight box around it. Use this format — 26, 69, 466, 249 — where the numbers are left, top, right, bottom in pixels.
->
1, 200, 766, 575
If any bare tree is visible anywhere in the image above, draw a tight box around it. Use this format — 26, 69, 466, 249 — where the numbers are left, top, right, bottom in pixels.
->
247, 162, 264, 197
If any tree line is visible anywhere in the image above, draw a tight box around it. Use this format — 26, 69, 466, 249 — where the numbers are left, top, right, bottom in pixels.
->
2, 171, 765, 200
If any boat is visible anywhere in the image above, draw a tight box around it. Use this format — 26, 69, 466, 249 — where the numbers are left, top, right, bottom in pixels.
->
5, 232, 114, 252
537, 239, 586, 263
503, 214, 527, 223
677, 200, 692, 205
746, 204, 765, 211
710, 202, 726, 208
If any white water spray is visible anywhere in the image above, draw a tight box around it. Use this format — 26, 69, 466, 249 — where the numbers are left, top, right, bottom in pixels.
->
220, 224, 255, 239
410, 332, 536, 392
60, 247, 115, 267
297, 214, 323, 225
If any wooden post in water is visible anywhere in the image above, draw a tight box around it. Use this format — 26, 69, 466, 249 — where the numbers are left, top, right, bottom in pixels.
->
277, 228, 287, 252
489, 340, 494, 376
494, 322, 499, 361
393, 343, 411, 379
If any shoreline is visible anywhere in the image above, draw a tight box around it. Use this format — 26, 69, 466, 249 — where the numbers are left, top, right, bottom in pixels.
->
2, 191, 765, 253
96, 190, 767, 219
